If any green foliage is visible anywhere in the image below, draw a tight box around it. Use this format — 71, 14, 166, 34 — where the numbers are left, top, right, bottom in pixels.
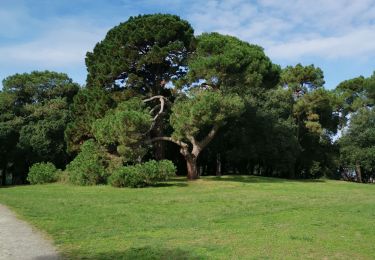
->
335, 72, 375, 125
2, 70, 79, 105
86, 14, 195, 94
220, 87, 300, 177
109, 160, 176, 188
170, 90, 244, 141
92, 97, 152, 162
27, 162, 59, 184
184, 32, 280, 95
65, 87, 112, 153
294, 88, 339, 135
281, 63, 325, 93
0, 71, 79, 184
65, 140, 107, 185
18, 98, 70, 165
339, 108, 375, 181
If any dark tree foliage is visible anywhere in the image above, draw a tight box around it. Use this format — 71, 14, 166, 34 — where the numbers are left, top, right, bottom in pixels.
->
86, 14, 195, 95
0, 71, 79, 185
65, 87, 112, 153
336, 72, 375, 182
340, 108, 375, 183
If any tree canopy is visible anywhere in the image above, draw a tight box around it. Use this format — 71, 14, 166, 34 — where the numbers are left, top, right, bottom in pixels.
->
0, 71, 79, 184
86, 14, 195, 95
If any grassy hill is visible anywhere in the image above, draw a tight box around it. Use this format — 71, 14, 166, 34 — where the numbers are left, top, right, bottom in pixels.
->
0, 176, 374, 259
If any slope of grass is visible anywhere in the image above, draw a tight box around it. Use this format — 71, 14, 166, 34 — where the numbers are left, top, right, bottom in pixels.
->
0, 176, 374, 259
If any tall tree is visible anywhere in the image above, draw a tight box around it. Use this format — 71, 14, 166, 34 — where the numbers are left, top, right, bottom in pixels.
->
336, 72, 375, 182
339, 108, 375, 183
177, 32, 281, 176
0, 71, 79, 184
85, 14, 195, 94
280, 64, 340, 178
84, 14, 195, 159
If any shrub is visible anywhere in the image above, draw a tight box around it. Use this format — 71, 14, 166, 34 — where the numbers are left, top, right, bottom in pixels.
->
65, 140, 107, 185
27, 162, 59, 184
109, 160, 176, 188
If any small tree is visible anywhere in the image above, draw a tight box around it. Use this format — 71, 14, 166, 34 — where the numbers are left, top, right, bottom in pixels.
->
150, 90, 244, 179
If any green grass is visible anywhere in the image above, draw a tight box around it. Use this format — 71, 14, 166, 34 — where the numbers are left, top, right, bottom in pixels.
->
0, 176, 374, 259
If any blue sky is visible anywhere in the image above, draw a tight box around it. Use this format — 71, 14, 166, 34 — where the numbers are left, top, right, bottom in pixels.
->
1, 0, 375, 89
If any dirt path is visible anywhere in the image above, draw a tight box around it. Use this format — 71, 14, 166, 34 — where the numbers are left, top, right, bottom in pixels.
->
0, 204, 59, 260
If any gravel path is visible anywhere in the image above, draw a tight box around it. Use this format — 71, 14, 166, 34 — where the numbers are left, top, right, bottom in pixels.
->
0, 204, 59, 260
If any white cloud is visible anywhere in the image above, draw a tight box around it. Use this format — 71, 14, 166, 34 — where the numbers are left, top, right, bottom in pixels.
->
185, 0, 375, 61
267, 26, 375, 60
0, 19, 107, 68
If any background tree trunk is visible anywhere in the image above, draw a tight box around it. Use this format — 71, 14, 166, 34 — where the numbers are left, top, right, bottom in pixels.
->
356, 163, 363, 183
216, 153, 221, 177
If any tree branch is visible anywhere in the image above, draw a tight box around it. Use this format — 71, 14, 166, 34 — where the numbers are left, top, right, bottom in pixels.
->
149, 136, 188, 149
197, 124, 221, 151
143, 95, 168, 135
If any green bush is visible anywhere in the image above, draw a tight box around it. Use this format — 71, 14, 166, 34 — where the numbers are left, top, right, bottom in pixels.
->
27, 162, 59, 184
65, 140, 107, 185
109, 160, 176, 188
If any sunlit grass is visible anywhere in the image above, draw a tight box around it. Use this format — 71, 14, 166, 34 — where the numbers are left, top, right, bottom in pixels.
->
0, 176, 374, 259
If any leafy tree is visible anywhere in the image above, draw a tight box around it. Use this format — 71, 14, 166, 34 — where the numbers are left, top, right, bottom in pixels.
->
335, 72, 374, 125
281, 63, 325, 97
339, 108, 375, 183
86, 14, 195, 95
2, 71, 78, 105
336, 72, 375, 182
279, 64, 340, 178
0, 71, 79, 184
151, 90, 244, 179
292, 88, 339, 178
84, 14, 195, 160
168, 32, 280, 178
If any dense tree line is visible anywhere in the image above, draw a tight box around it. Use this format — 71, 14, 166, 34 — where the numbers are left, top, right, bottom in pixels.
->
0, 14, 374, 185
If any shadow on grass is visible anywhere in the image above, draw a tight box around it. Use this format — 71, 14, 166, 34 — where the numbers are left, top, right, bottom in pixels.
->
0, 185, 27, 189
151, 182, 188, 188
67, 246, 202, 260
202, 175, 326, 184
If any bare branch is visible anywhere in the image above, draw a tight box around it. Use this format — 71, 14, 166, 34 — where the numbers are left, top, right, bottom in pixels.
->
143, 95, 168, 134
149, 136, 188, 149
144, 95, 167, 120
143, 95, 166, 103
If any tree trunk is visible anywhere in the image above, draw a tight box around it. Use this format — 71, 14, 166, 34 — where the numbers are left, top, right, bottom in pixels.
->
153, 122, 165, 160
186, 156, 198, 180
216, 153, 221, 177
356, 163, 362, 183
1, 169, 6, 186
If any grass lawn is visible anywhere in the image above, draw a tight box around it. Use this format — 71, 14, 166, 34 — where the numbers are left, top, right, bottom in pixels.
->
0, 176, 374, 259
